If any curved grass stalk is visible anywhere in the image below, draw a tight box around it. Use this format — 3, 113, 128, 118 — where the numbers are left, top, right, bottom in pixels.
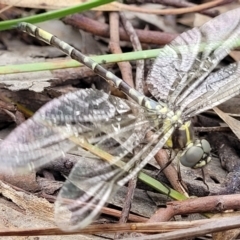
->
0, 0, 115, 31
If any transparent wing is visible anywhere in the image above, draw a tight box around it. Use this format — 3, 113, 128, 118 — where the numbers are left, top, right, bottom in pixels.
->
146, 8, 240, 106
0, 88, 153, 173
182, 62, 240, 118
0, 87, 170, 231
55, 123, 174, 231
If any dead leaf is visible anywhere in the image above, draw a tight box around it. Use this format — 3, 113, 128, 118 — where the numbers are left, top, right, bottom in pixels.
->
212, 212, 240, 240
0, 181, 102, 239
213, 107, 240, 140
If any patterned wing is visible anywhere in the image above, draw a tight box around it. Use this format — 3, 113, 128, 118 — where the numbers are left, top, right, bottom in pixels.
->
181, 62, 240, 118
146, 8, 240, 107
0, 88, 151, 173
0, 86, 174, 230
55, 123, 174, 231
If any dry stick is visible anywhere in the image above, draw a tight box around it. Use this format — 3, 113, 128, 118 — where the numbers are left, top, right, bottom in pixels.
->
119, 12, 144, 94
123, 216, 240, 240
114, 176, 138, 239
194, 126, 231, 133
154, 149, 187, 195
124, 0, 219, 17
42, 193, 148, 223
0, 219, 224, 236
63, 14, 177, 45
148, 194, 240, 223
109, 12, 134, 88
1, 215, 240, 236
112, 0, 233, 15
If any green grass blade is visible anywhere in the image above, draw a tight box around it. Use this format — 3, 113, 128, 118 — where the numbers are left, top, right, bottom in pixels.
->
0, 0, 115, 31
0, 49, 161, 74
138, 172, 188, 201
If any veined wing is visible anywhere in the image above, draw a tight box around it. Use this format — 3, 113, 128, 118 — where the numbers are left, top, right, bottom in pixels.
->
146, 8, 240, 106
0, 88, 155, 173
55, 123, 174, 231
181, 62, 240, 118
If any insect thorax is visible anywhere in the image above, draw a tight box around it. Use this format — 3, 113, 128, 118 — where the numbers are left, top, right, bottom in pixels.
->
171, 120, 211, 169
162, 114, 211, 169
171, 120, 195, 150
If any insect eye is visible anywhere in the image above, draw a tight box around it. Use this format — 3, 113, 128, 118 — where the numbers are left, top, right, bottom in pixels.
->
180, 146, 204, 168
200, 139, 211, 154
180, 140, 211, 168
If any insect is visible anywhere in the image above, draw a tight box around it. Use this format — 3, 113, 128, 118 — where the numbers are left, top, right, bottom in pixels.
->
1, 8, 240, 231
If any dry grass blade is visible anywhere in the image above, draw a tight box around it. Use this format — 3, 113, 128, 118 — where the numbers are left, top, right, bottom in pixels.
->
213, 107, 240, 139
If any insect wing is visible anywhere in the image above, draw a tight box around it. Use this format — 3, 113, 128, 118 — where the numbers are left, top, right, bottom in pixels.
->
0, 87, 164, 231
0, 89, 148, 173
0, 111, 76, 173
55, 155, 122, 231
54, 123, 174, 231
181, 62, 240, 118
146, 8, 240, 107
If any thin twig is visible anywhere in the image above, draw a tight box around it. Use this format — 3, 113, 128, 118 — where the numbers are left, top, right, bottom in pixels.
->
111, 0, 233, 15
154, 149, 188, 195
148, 194, 240, 223
63, 14, 177, 45
109, 12, 134, 88
120, 12, 144, 94
1, 214, 240, 236
124, 0, 219, 17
